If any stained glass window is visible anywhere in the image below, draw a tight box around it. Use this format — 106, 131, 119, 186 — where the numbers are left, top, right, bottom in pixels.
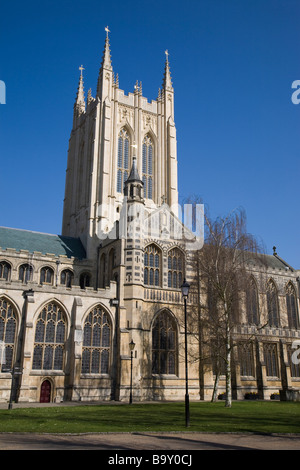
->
0, 297, 17, 372
32, 302, 66, 370
167, 248, 184, 289
81, 306, 111, 374
286, 282, 299, 329
152, 311, 177, 375
117, 128, 130, 193
246, 277, 259, 325
266, 280, 280, 327
144, 244, 161, 287
142, 135, 153, 199
238, 342, 255, 377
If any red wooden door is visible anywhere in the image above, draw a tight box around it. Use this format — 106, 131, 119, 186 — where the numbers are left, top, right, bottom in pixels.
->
40, 380, 51, 403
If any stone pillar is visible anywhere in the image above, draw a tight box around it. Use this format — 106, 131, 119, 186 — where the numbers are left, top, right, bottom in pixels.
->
256, 340, 267, 399
68, 296, 84, 402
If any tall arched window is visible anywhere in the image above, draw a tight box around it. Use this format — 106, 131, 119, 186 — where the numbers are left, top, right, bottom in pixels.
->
81, 305, 111, 374
0, 261, 11, 281
144, 244, 161, 287
40, 266, 54, 285
167, 248, 184, 289
246, 277, 259, 325
117, 128, 130, 193
19, 264, 33, 283
32, 302, 67, 370
0, 297, 17, 372
152, 310, 177, 375
286, 282, 299, 329
266, 280, 280, 327
142, 135, 153, 199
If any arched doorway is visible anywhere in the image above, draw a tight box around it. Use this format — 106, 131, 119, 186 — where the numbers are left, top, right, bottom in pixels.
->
40, 379, 51, 403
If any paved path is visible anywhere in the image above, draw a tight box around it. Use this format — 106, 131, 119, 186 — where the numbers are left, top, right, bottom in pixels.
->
0, 431, 299, 450
0, 402, 299, 451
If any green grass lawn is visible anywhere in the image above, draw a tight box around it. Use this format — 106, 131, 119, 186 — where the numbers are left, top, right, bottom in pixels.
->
0, 401, 299, 434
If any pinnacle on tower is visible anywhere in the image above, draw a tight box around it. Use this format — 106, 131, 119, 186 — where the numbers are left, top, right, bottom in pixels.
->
74, 65, 86, 115
101, 26, 112, 71
97, 27, 113, 97
162, 49, 173, 91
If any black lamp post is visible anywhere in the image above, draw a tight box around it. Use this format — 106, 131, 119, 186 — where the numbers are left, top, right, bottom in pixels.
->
129, 339, 135, 404
181, 278, 190, 427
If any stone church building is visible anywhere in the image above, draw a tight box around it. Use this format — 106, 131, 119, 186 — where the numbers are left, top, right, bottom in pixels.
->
0, 31, 299, 404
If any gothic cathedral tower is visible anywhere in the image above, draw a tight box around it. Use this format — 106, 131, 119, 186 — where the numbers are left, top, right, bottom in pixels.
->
62, 29, 178, 258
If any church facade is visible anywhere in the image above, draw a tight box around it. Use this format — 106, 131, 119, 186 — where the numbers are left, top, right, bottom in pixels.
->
0, 32, 299, 404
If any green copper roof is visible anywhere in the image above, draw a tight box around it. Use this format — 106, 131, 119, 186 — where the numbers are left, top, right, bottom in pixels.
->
0, 227, 86, 259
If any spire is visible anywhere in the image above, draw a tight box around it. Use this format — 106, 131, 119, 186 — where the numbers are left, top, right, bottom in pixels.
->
101, 26, 112, 71
127, 156, 142, 183
74, 65, 86, 115
162, 49, 173, 91
124, 156, 144, 203
97, 27, 113, 98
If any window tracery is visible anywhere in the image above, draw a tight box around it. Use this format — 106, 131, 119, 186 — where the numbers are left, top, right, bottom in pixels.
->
117, 128, 130, 193
142, 135, 153, 199
81, 305, 111, 374
152, 311, 177, 375
32, 302, 66, 370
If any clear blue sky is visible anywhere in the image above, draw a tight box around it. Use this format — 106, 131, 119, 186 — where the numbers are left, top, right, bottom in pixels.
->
1, 0, 299, 266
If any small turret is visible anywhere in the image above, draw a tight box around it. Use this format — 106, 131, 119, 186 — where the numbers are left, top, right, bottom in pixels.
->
124, 156, 144, 203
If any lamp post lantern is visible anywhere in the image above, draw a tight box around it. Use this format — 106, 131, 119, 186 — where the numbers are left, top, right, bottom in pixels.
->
181, 278, 190, 427
129, 340, 135, 404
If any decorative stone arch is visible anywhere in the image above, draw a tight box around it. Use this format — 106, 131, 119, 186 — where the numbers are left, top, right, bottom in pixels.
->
32, 297, 70, 326
117, 119, 134, 142
142, 127, 157, 147
39, 376, 54, 403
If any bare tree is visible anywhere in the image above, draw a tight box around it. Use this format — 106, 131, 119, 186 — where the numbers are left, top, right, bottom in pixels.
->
189, 207, 265, 407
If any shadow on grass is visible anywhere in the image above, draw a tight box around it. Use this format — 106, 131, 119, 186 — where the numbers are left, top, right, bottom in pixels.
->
0, 402, 299, 434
